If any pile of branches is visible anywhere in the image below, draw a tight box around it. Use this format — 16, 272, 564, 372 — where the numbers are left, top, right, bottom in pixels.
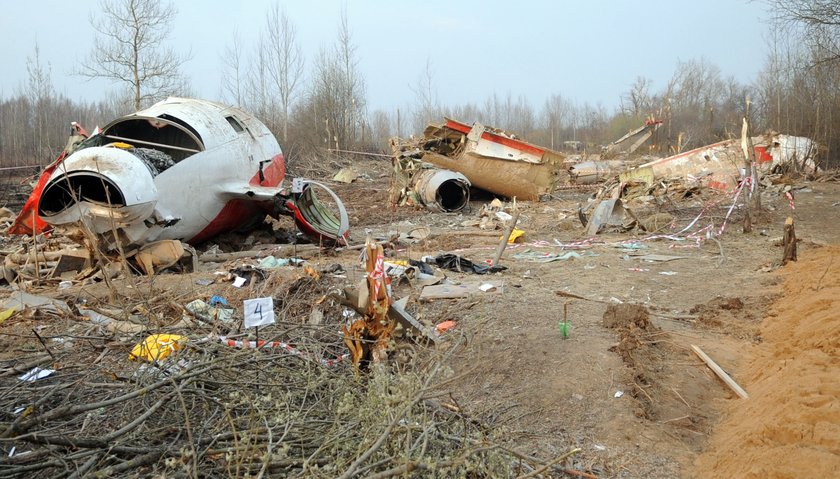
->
814, 169, 840, 182
0, 280, 579, 478
0, 333, 529, 477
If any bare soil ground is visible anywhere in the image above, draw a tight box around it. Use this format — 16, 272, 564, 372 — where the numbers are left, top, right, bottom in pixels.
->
330, 160, 840, 478
0, 156, 838, 477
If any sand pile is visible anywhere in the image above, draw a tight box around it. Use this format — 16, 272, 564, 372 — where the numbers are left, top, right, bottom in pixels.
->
694, 246, 840, 478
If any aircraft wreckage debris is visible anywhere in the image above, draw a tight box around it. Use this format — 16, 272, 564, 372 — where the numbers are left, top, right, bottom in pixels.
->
9, 97, 350, 250
0, 93, 834, 477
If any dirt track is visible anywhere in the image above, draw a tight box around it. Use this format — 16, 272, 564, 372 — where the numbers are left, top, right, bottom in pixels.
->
336, 165, 840, 477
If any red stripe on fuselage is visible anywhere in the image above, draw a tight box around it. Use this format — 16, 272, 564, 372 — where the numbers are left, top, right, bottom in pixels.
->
444, 119, 545, 157
188, 153, 286, 245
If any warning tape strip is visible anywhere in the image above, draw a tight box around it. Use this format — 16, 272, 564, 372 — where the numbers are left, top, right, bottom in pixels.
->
218, 336, 349, 367
717, 178, 748, 237
785, 191, 795, 210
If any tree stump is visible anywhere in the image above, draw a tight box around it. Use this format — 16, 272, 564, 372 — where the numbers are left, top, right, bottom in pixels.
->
782, 216, 797, 265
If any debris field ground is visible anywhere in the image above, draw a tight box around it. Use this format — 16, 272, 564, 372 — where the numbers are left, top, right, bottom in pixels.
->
0, 156, 838, 477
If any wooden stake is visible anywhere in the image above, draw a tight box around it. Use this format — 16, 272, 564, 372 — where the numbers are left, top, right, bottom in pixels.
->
31, 211, 40, 285
492, 209, 521, 267
782, 216, 797, 265
691, 344, 749, 399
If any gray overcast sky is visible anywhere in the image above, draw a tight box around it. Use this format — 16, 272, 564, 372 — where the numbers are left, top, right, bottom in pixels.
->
0, 0, 772, 113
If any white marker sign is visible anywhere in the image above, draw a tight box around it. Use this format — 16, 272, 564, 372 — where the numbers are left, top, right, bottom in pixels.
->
243, 297, 275, 328
292, 177, 305, 193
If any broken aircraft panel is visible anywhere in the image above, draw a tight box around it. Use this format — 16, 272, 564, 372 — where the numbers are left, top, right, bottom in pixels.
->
569, 160, 628, 185
601, 118, 663, 158
394, 118, 570, 200
10, 97, 349, 248
635, 134, 821, 191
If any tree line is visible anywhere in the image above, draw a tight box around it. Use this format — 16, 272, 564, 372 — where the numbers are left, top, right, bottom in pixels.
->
0, 0, 837, 170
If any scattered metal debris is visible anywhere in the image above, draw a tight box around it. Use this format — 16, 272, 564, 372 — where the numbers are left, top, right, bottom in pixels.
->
582, 199, 637, 236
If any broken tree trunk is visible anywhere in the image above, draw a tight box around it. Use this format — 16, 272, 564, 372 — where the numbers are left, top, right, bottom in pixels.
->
741, 97, 763, 232
741, 113, 752, 233
782, 216, 797, 265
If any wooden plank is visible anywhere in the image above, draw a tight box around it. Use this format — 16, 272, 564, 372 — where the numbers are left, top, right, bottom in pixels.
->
690, 344, 749, 399
420, 281, 504, 301
630, 254, 689, 262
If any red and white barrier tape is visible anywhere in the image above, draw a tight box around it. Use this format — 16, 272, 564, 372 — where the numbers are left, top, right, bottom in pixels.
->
218, 336, 349, 367
553, 238, 599, 249
785, 191, 795, 210
717, 178, 749, 237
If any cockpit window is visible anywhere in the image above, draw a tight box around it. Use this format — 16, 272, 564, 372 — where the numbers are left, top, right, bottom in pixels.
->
101, 117, 204, 164
226, 116, 245, 133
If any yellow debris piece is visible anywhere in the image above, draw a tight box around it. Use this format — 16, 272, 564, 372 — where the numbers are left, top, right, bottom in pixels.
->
505, 229, 525, 244
385, 260, 409, 267
0, 307, 16, 326
129, 334, 187, 362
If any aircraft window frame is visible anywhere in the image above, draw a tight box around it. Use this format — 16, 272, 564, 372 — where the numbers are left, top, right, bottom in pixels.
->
226, 116, 245, 133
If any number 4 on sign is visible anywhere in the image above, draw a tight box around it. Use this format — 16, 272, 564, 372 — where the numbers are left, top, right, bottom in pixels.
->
243, 297, 275, 328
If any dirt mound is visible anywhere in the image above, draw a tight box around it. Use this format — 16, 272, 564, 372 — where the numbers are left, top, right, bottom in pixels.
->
603, 303, 651, 329
604, 303, 654, 368
603, 303, 661, 417
691, 295, 767, 340
690, 296, 744, 318
694, 246, 840, 478
604, 303, 653, 367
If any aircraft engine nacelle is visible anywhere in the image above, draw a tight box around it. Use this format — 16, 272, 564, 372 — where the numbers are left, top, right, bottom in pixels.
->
38, 146, 158, 243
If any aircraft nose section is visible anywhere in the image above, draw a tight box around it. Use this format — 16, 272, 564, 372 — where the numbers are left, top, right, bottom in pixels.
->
38, 146, 158, 231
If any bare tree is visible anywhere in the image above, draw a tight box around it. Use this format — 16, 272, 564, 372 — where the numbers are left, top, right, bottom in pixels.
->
369, 109, 392, 148
245, 39, 271, 123
220, 30, 246, 107
410, 58, 439, 131
543, 94, 572, 149
621, 76, 654, 117
768, 0, 840, 65
79, 0, 188, 111
335, 7, 366, 146
306, 8, 366, 150
25, 42, 55, 165
264, 3, 304, 143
